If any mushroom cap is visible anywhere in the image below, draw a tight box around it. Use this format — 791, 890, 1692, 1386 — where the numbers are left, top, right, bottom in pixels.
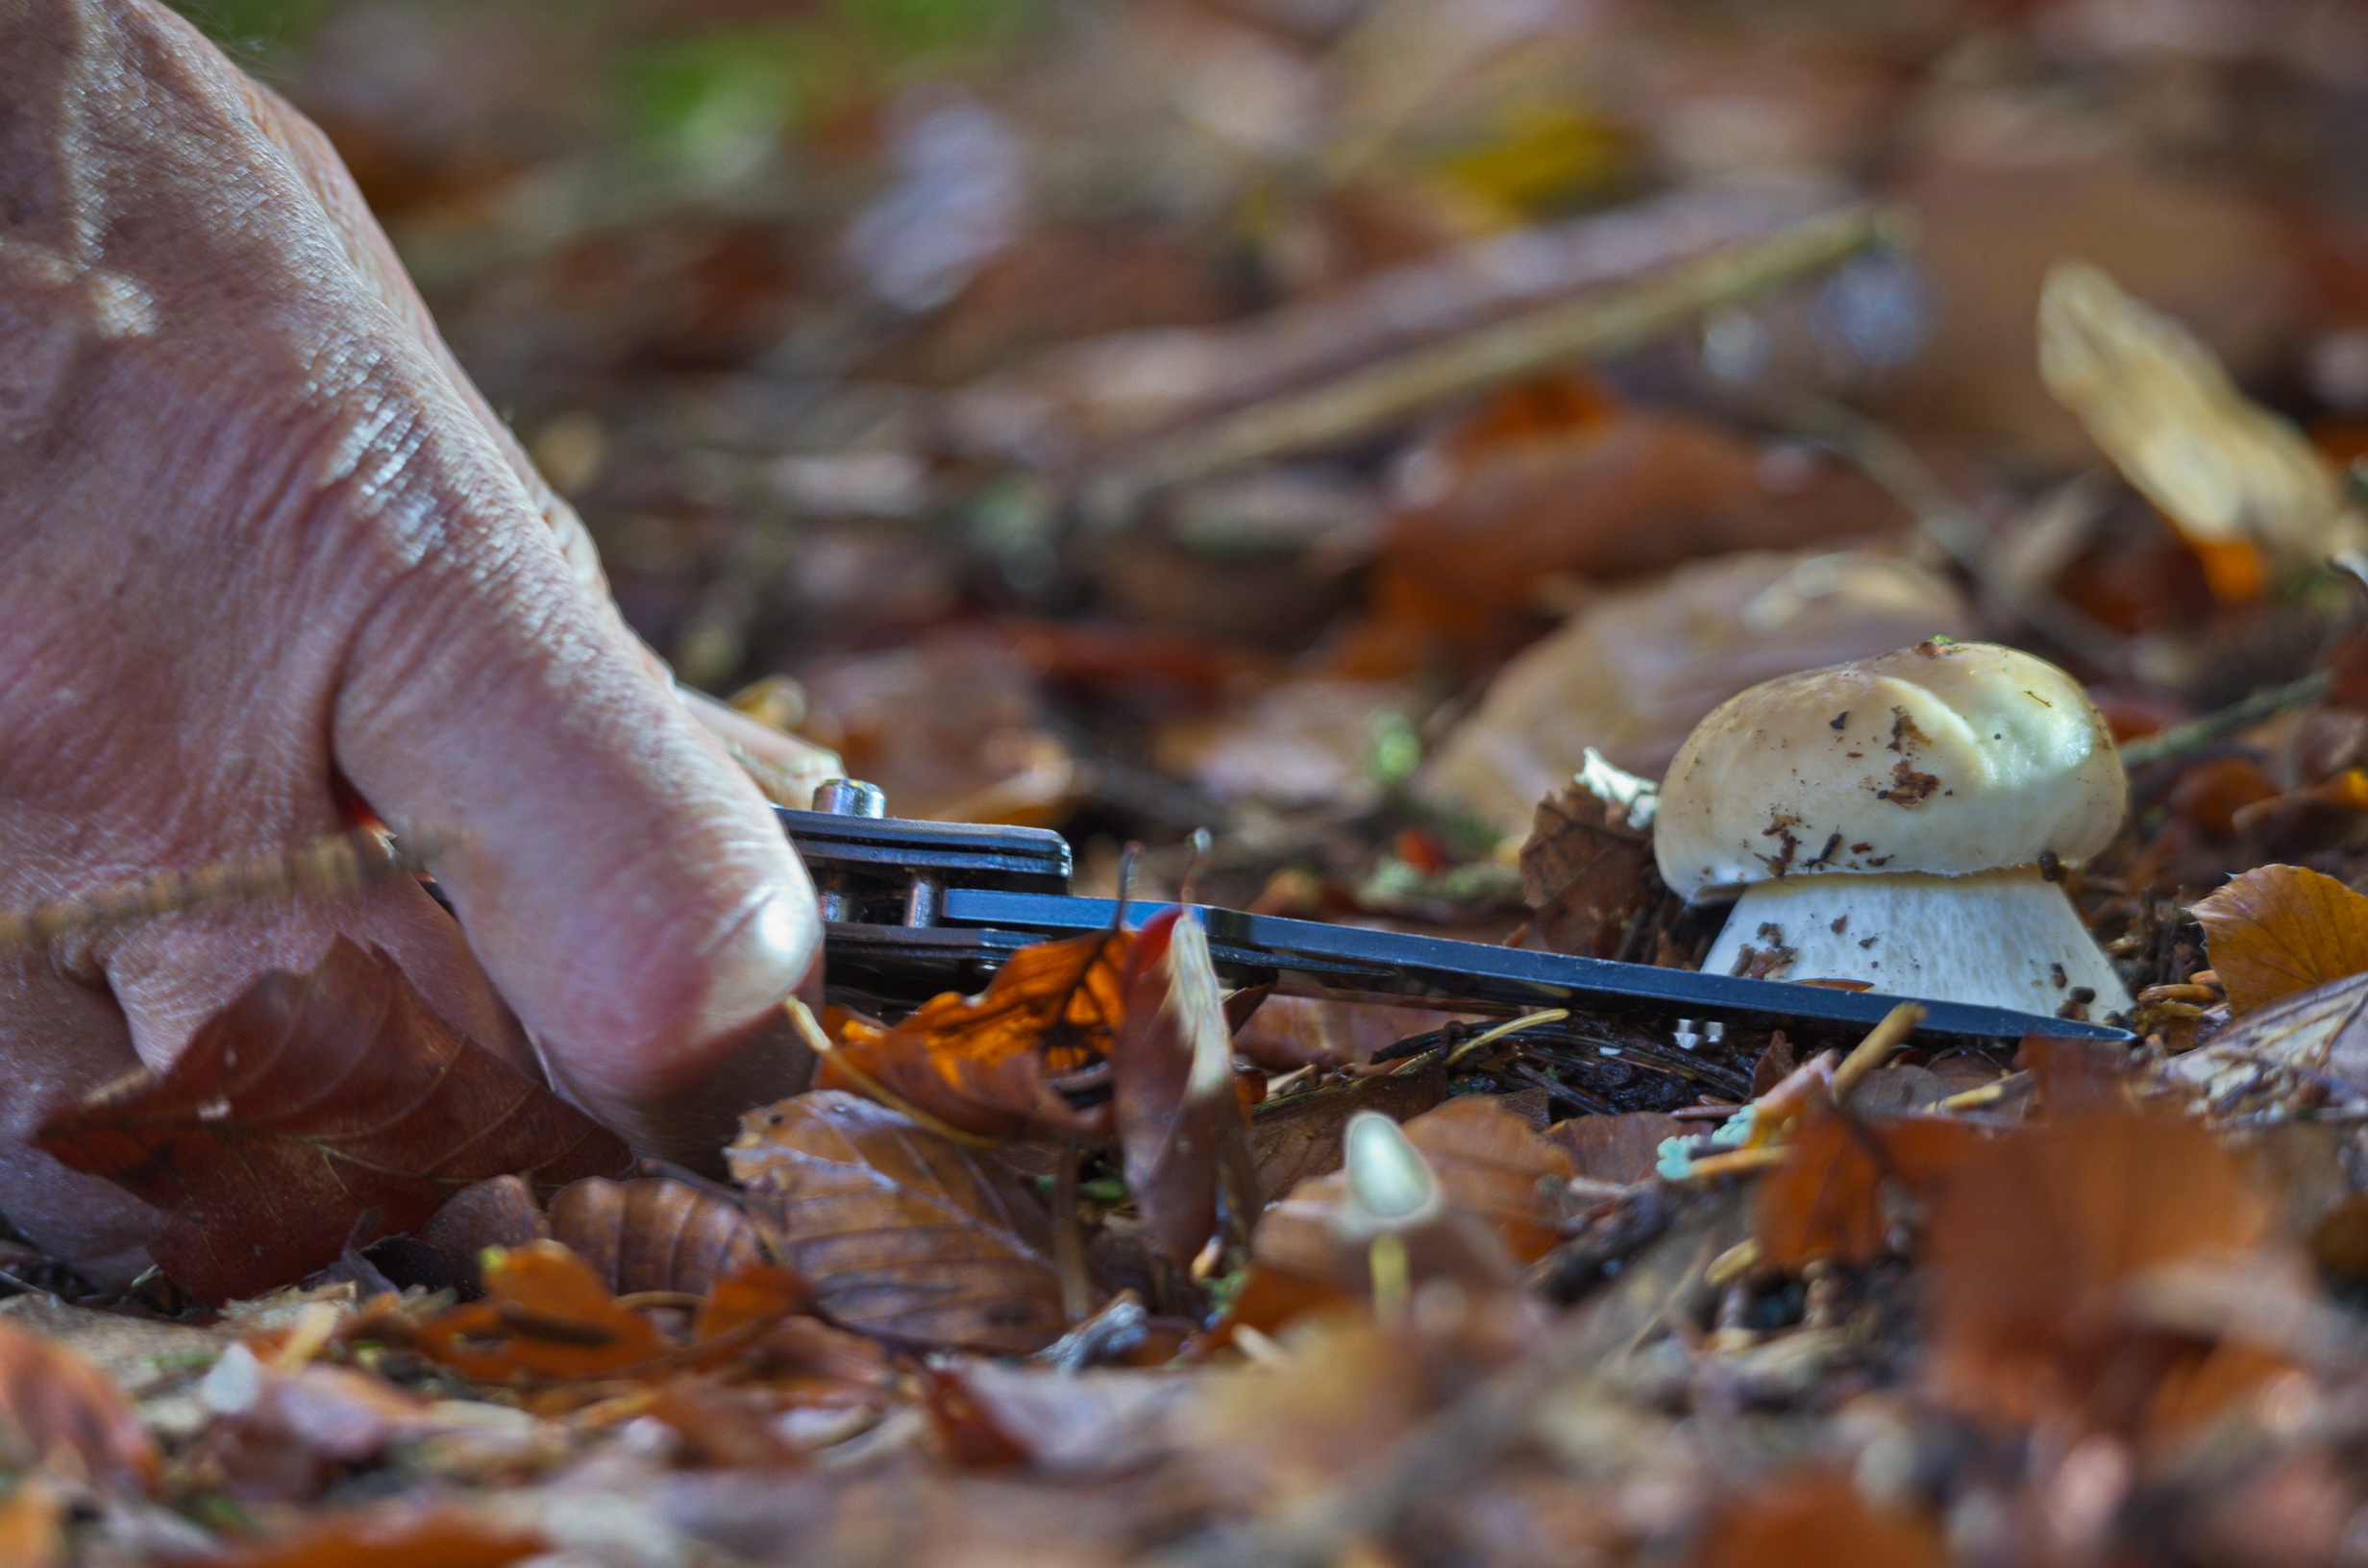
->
1653, 641, 2125, 900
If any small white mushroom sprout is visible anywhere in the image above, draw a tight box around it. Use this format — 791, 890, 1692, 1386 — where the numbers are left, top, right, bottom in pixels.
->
1653, 640, 2132, 1018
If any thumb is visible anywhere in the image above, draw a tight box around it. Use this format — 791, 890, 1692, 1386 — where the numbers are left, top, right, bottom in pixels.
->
331, 498, 820, 1166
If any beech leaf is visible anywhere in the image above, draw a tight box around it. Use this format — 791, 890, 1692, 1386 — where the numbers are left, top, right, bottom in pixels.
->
727, 1091, 1070, 1355
2191, 864, 2368, 1014
1111, 910, 1251, 1265
819, 929, 1132, 1140
36, 940, 629, 1305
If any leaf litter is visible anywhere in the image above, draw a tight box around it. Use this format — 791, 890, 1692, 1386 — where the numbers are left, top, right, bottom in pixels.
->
29, 0, 2368, 1560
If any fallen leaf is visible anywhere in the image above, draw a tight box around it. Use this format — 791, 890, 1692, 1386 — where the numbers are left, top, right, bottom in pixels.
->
1696, 1471, 1946, 1568
2039, 259, 2359, 595
1110, 910, 1250, 1264
0, 1314, 158, 1493
1922, 1102, 2292, 1435
1232, 996, 1477, 1073
727, 1092, 1070, 1355
1544, 1112, 1690, 1186
1519, 784, 1657, 958
2191, 864, 2368, 1014
1753, 1110, 1987, 1270
821, 929, 1132, 1141
407, 1240, 667, 1383
2163, 969, 2368, 1111
1395, 1097, 1574, 1263
548, 1177, 766, 1298
927, 1360, 1190, 1481
1249, 1063, 1448, 1205
206, 1501, 544, 1568
37, 940, 629, 1305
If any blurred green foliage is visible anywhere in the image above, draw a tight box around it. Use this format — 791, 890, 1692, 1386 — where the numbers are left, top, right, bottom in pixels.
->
165, 0, 332, 58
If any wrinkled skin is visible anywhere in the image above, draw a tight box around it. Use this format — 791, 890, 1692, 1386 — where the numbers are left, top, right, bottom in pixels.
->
0, 0, 821, 1280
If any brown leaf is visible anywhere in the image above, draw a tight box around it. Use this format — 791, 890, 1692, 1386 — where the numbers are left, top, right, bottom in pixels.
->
2168, 970, 2368, 1107
37, 940, 629, 1305
1696, 1471, 1946, 1568
820, 929, 1132, 1141
205, 1502, 544, 1568
1518, 785, 1656, 958
927, 1360, 1190, 1481
1110, 910, 1250, 1264
0, 1316, 157, 1494
547, 1178, 766, 1298
1249, 1064, 1448, 1205
407, 1240, 668, 1383
1544, 1112, 1690, 1186
1231, 996, 1477, 1073
1923, 1103, 2290, 1434
419, 1177, 553, 1297
727, 1091, 1070, 1355
1397, 1097, 1573, 1263
2191, 864, 2368, 1014
1753, 1111, 1988, 1270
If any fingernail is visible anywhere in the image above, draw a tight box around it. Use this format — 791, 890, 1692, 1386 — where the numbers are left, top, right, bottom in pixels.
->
690, 889, 820, 1048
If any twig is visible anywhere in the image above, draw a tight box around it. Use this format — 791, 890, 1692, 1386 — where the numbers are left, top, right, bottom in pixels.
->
2118, 671, 2332, 771
0, 826, 444, 949
1443, 1009, 1570, 1067
1828, 1002, 1925, 1104
1086, 205, 1900, 516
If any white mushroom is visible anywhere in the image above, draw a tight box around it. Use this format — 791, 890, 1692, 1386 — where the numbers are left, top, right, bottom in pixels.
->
1653, 640, 2131, 1018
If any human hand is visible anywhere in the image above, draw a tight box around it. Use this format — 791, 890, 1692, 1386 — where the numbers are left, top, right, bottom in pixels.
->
0, 0, 819, 1279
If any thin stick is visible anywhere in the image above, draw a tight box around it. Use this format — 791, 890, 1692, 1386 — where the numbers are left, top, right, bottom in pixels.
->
1443, 1009, 1569, 1067
0, 826, 443, 949
1087, 204, 1898, 513
2119, 671, 2332, 771
1827, 1002, 1925, 1104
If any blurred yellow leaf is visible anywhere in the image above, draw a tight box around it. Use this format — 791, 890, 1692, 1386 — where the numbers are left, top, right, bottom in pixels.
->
2039, 259, 2359, 597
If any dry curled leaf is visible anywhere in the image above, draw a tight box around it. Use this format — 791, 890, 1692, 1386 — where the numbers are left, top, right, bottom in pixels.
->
727, 1091, 1070, 1355
821, 929, 1132, 1140
407, 1240, 668, 1383
548, 1177, 767, 1298
1249, 1063, 1448, 1205
0, 1315, 157, 1494
1110, 910, 1251, 1265
37, 940, 629, 1305
2191, 864, 2368, 1015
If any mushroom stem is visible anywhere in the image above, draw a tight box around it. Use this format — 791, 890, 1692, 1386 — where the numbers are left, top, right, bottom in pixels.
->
1699, 865, 2131, 1017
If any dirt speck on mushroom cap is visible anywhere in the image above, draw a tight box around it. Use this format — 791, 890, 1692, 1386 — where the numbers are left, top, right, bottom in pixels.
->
1654, 642, 2125, 899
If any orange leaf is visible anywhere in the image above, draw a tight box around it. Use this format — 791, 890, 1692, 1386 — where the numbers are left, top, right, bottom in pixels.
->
1753, 1110, 1987, 1269
408, 1240, 667, 1383
37, 940, 629, 1305
1399, 1097, 1573, 1263
0, 1479, 62, 1568
1696, 1471, 1945, 1568
820, 929, 1133, 1140
1923, 1103, 2286, 1435
2191, 865, 2368, 1014
205, 1502, 543, 1568
728, 1091, 1070, 1354
0, 1317, 156, 1494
